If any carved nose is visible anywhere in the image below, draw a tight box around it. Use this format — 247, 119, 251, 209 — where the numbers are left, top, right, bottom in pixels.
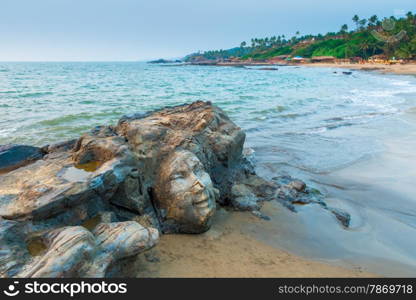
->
193, 180, 205, 191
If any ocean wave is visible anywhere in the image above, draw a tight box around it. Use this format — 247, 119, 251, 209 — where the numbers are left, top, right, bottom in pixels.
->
16, 91, 53, 98
37, 111, 119, 126
0, 90, 18, 94
308, 122, 355, 133
323, 112, 388, 123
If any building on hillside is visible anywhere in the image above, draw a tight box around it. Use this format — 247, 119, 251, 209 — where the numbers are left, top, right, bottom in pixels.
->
311, 56, 336, 63
229, 56, 241, 62
350, 56, 364, 64
335, 58, 350, 64
268, 55, 290, 63
291, 56, 308, 63
368, 54, 388, 64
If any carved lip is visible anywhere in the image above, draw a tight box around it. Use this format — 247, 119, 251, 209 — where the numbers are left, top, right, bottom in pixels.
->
192, 192, 210, 208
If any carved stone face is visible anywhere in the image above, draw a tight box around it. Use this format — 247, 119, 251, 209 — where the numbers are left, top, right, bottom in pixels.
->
155, 150, 217, 233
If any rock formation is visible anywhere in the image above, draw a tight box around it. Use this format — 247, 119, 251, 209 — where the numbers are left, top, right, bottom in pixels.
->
0, 101, 349, 278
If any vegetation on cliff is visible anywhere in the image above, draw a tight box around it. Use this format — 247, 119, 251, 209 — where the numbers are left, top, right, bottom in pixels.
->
185, 12, 416, 62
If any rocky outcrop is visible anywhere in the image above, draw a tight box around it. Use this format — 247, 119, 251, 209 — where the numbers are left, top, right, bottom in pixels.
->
0, 101, 349, 277
0, 101, 273, 277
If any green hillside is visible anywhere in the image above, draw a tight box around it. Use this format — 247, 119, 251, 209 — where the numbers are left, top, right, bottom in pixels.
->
185, 12, 416, 62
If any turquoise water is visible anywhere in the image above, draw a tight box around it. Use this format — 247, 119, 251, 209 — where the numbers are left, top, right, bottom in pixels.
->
1, 62, 416, 275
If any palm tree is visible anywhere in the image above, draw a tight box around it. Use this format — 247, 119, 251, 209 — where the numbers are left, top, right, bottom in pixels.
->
368, 15, 378, 27
340, 24, 348, 34
360, 40, 371, 58
352, 15, 360, 30
270, 36, 277, 46
359, 18, 367, 30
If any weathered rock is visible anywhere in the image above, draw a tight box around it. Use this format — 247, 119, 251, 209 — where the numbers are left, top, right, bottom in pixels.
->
116, 101, 246, 202
42, 139, 77, 154
0, 144, 44, 174
0, 218, 30, 277
115, 101, 268, 232
288, 180, 306, 192
17, 222, 158, 278
86, 221, 159, 277
230, 184, 260, 211
19, 226, 96, 278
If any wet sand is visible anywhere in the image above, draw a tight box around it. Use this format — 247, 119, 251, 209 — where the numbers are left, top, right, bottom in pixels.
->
302, 62, 416, 75
135, 207, 374, 278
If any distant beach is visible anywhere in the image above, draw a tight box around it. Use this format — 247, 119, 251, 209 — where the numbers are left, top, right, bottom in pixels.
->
186, 61, 416, 76
302, 62, 416, 76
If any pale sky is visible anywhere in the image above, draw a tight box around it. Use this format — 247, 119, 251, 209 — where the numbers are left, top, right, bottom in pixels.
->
0, 0, 414, 61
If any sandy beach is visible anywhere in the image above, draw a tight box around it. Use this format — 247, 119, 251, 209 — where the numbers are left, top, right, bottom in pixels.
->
134, 205, 375, 278
302, 62, 416, 76
189, 61, 416, 76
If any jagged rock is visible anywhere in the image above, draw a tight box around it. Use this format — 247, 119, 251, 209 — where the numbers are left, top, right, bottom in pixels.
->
0, 144, 44, 173
251, 210, 271, 221
42, 139, 77, 154
288, 180, 306, 192
272, 175, 350, 227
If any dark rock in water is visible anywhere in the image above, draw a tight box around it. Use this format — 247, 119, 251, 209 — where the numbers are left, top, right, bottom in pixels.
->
328, 207, 351, 228
342, 71, 352, 75
272, 175, 350, 227
288, 180, 306, 192
251, 210, 271, 221
144, 252, 160, 263
148, 59, 181, 64
0, 144, 44, 173
259, 67, 278, 71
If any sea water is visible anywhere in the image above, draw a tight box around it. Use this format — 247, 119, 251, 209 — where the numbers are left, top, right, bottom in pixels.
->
1, 62, 416, 276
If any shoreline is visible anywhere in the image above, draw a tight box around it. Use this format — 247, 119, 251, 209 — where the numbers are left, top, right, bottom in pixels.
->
187, 61, 416, 75
301, 62, 416, 76
135, 207, 375, 278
